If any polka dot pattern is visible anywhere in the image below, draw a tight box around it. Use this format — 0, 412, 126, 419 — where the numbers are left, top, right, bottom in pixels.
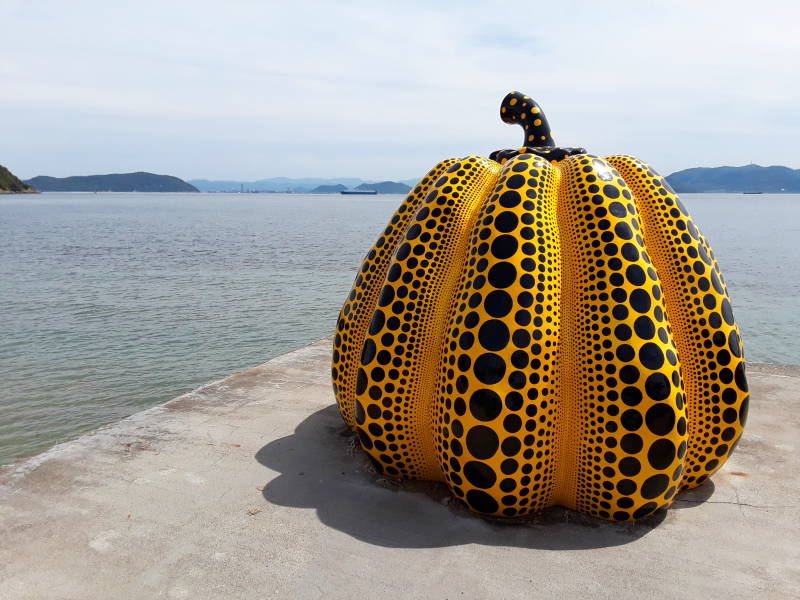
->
555, 156, 687, 520
332, 159, 456, 427
434, 154, 562, 516
332, 150, 748, 522
608, 156, 749, 489
352, 157, 500, 479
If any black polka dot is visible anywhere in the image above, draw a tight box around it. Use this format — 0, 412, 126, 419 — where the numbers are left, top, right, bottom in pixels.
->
729, 330, 741, 357
639, 344, 665, 371
641, 474, 669, 499
491, 235, 518, 259
721, 298, 735, 325
368, 310, 385, 335
485, 290, 512, 318
621, 243, 639, 262
360, 339, 376, 365
469, 389, 503, 421
494, 211, 518, 233
499, 190, 521, 208
629, 289, 651, 313
735, 362, 748, 392
621, 433, 643, 453
478, 320, 510, 351
459, 332, 474, 350
609, 201, 627, 217
626, 265, 646, 286
488, 262, 517, 288
378, 285, 394, 306
502, 414, 522, 433
354, 400, 366, 425
621, 410, 643, 431
634, 316, 655, 339
466, 489, 499, 513
464, 461, 497, 488
621, 386, 642, 406
501, 436, 521, 456
614, 222, 633, 239
505, 392, 523, 411
647, 439, 676, 470
356, 428, 373, 450
619, 365, 640, 384
644, 372, 670, 400
466, 425, 499, 459
474, 353, 506, 384
645, 404, 676, 435
619, 457, 641, 476
506, 174, 525, 189
616, 344, 635, 362
615, 324, 632, 341
739, 395, 749, 426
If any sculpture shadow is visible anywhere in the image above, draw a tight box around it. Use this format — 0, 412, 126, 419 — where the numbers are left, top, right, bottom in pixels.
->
254, 404, 713, 550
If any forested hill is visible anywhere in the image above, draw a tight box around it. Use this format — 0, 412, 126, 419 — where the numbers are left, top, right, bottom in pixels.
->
25, 172, 198, 192
0, 165, 36, 193
666, 165, 800, 193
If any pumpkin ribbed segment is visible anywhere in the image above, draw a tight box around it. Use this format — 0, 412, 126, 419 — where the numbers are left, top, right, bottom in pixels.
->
434, 155, 563, 516
332, 159, 457, 428
349, 157, 500, 480
609, 156, 749, 489
554, 155, 687, 520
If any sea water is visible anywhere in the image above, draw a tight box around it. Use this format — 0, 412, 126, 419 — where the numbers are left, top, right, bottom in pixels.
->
1, 192, 798, 464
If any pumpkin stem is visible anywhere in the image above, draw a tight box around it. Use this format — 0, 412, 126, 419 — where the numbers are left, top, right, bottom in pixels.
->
500, 91, 555, 148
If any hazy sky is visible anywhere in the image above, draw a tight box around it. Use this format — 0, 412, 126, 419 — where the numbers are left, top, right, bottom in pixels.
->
3, 0, 799, 181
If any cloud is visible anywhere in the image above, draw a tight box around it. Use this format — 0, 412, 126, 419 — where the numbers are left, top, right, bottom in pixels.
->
2, 0, 798, 179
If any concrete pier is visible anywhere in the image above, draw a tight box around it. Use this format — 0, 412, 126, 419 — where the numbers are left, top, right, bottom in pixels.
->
1, 337, 798, 599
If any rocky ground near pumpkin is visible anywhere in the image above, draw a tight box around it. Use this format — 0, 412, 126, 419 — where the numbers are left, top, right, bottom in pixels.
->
1, 337, 798, 599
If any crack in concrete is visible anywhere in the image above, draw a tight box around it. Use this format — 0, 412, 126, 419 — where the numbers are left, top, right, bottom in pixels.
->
674, 498, 792, 509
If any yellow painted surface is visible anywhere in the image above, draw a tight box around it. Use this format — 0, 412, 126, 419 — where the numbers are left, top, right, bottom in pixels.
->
332, 152, 749, 521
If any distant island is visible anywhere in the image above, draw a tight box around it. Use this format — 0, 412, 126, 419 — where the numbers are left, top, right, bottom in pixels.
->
666, 164, 800, 193
198, 165, 800, 195
309, 181, 412, 194
8, 163, 800, 196
24, 172, 198, 192
191, 176, 418, 193
0, 164, 37, 194
355, 181, 412, 194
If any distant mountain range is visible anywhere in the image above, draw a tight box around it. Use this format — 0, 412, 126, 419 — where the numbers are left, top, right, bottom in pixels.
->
24, 172, 198, 192
8, 164, 800, 195
190, 177, 362, 192
204, 165, 800, 195
0, 164, 36, 193
666, 165, 800, 193
308, 181, 413, 194
190, 176, 418, 193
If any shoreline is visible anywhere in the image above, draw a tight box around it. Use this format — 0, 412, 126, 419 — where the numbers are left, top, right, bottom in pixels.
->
0, 336, 331, 478
2, 347, 797, 474
1, 336, 798, 598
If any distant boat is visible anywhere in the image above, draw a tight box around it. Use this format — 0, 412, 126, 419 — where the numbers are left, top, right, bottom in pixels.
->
340, 189, 377, 195
743, 191, 763, 194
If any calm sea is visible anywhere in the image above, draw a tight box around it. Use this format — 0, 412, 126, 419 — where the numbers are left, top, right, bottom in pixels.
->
1, 192, 798, 464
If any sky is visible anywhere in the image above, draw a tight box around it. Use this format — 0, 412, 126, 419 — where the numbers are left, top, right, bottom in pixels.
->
3, 0, 799, 181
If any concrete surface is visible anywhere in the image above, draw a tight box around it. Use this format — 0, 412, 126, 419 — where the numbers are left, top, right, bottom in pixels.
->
1, 337, 798, 600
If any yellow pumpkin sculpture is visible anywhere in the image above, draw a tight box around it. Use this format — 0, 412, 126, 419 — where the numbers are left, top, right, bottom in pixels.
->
331, 92, 749, 521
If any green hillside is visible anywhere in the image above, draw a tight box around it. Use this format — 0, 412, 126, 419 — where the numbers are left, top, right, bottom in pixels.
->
666, 164, 800, 193
24, 172, 198, 192
0, 165, 36, 193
